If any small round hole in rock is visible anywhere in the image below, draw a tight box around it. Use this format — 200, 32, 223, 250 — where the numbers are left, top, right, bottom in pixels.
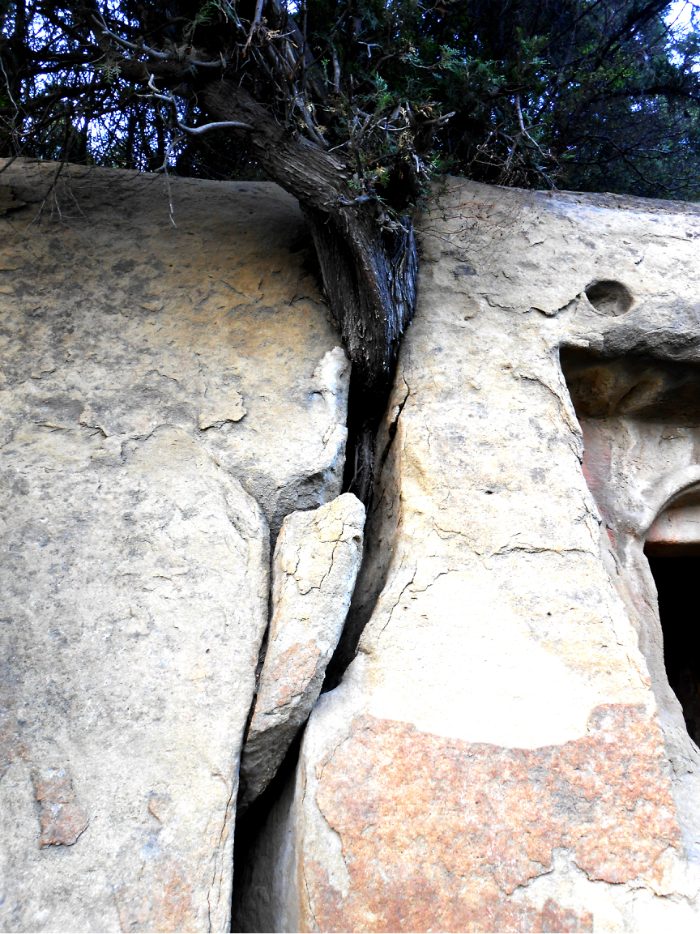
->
584, 279, 634, 316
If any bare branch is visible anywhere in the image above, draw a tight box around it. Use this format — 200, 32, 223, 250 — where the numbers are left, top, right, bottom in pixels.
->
90, 11, 226, 68
244, 0, 266, 54
178, 119, 253, 135
141, 76, 253, 138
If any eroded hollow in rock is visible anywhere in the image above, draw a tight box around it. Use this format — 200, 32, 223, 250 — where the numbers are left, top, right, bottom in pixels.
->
561, 346, 700, 754
584, 279, 634, 316
645, 485, 700, 748
560, 348, 700, 420
645, 554, 700, 747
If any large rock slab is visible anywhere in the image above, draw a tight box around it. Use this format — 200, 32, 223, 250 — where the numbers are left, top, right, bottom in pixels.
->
0, 160, 350, 541
236, 184, 700, 930
0, 160, 349, 932
0, 427, 268, 932
239, 494, 365, 811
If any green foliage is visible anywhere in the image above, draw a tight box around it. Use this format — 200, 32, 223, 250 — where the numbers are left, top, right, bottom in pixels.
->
1, 0, 700, 201
299, 0, 700, 200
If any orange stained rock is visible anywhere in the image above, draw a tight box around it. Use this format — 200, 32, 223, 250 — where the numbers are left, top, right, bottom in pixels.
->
31, 766, 89, 848
303, 705, 680, 933
115, 860, 196, 933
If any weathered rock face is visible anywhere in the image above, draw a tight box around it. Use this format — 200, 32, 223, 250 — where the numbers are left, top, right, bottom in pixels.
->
7, 158, 700, 932
0, 160, 350, 932
0, 160, 349, 541
1, 428, 268, 932
561, 351, 700, 852
239, 493, 365, 811
237, 184, 700, 930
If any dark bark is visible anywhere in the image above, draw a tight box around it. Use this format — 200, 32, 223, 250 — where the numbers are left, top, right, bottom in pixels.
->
200, 81, 417, 396
302, 205, 417, 391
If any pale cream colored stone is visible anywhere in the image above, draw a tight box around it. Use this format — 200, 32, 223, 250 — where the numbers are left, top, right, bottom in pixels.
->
239, 493, 365, 811
0, 160, 350, 933
0, 159, 350, 540
0, 425, 269, 933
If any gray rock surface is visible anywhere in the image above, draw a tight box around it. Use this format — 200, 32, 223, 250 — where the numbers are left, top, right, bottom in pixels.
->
239, 494, 365, 811
235, 180, 700, 932
0, 159, 350, 933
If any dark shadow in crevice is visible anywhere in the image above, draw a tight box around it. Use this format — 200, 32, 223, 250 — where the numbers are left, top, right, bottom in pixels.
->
341, 367, 392, 505
321, 475, 395, 692
326, 360, 406, 692
645, 552, 700, 748
321, 559, 372, 693
231, 730, 302, 932
324, 379, 408, 692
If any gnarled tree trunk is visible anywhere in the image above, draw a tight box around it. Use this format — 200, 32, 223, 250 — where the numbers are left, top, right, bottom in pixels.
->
202, 81, 417, 387
302, 204, 417, 499
202, 81, 418, 498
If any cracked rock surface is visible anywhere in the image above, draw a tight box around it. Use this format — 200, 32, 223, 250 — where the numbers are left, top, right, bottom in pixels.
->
0, 160, 349, 932
238, 493, 365, 812
235, 180, 700, 932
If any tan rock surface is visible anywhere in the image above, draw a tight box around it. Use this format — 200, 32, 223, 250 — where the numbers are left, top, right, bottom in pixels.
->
236, 181, 700, 931
239, 494, 365, 810
0, 159, 350, 540
0, 160, 349, 932
0, 426, 268, 933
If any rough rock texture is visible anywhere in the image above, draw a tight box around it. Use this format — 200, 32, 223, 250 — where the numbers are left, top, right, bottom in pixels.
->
561, 355, 700, 861
0, 160, 349, 932
236, 183, 700, 931
1, 428, 268, 933
646, 491, 700, 552
0, 160, 350, 541
239, 494, 365, 811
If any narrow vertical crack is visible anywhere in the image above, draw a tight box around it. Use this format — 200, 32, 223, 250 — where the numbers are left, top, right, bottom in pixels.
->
231, 229, 410, 928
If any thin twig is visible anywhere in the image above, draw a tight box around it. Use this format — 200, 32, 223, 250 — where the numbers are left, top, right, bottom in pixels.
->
141, 76, 253, 134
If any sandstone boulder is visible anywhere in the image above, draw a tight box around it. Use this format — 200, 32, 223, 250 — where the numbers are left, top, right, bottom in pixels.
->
0, 160, 350, 541
239, 494, 365, 812
0, 427, 268, 932
0, 160, 350, 933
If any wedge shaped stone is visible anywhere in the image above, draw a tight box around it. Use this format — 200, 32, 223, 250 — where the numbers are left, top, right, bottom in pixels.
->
239, 494, 365, 810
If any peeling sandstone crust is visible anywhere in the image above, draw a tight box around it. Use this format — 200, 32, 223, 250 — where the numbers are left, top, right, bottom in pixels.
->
235, 182, 700, 932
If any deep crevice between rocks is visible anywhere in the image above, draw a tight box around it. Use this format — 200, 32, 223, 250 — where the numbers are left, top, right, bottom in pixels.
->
340, 368, 392, 505
230, 306, 406, 930
231, 731, 303, 932
323, 370, 412, 691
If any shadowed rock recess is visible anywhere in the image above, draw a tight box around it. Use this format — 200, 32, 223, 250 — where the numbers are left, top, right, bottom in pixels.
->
3, 161, 700, 932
